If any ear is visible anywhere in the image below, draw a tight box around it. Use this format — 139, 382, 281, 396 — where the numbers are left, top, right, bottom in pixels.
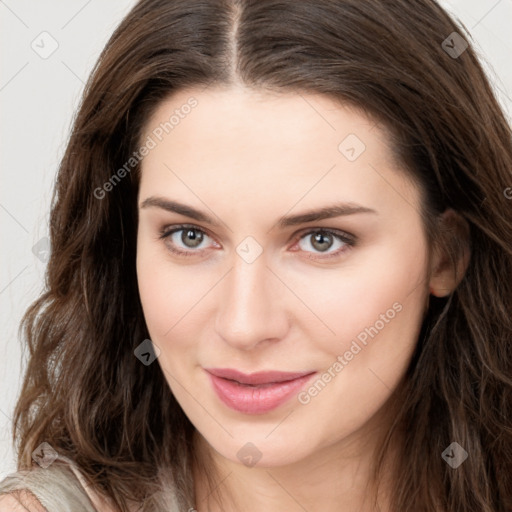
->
428, 209, 471, 298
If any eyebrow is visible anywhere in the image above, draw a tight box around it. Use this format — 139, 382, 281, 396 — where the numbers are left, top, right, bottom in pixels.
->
139, 196, 377, 229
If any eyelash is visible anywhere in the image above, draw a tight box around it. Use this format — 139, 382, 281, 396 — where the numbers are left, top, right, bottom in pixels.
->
158, 223, 356, 261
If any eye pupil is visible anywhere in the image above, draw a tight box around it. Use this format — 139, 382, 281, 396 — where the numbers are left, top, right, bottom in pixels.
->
182, 228, 203, 248
311, 232, 333, 252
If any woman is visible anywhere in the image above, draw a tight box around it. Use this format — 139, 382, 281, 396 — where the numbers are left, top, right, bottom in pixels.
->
1, 0, 511, 511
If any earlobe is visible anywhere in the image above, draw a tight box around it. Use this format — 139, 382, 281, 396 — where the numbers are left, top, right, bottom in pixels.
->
428, 209, 471, 298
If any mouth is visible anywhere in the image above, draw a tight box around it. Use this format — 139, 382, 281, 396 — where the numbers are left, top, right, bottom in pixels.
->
204, 367, 317, 414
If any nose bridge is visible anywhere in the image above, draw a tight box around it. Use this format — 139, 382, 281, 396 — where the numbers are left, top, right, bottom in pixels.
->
214, 250, 288, 350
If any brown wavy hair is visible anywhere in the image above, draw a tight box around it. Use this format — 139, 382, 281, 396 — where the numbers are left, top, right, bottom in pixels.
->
9, 0, 512, 510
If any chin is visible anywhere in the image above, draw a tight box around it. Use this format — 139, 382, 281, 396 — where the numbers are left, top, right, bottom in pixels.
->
204, 429, 314, 469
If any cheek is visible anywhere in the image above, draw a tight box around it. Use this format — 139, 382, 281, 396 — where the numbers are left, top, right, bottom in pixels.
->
137, 266, 194, 342
311, 239, 428, 363
136, 238, 214, 352
136, 247, 167, 336
137, 235, 185, 339
298, 264, 426, 439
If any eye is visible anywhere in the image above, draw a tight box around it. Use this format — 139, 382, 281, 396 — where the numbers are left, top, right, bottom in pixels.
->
292, 229, 355, 260
158, 224, 356, 260
159, 224, 216, 257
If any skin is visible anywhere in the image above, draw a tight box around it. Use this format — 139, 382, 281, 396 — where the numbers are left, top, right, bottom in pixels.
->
136, 85, 468, 512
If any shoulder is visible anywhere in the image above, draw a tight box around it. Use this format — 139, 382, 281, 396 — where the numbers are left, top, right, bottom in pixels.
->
0, 457, 104, 512
0, 489, 47, 511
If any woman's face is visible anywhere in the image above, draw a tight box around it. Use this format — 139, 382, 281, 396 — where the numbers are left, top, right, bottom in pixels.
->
136, 85, 431, 467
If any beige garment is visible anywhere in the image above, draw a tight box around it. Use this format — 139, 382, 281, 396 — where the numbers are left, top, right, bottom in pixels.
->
0, 454, 140, 512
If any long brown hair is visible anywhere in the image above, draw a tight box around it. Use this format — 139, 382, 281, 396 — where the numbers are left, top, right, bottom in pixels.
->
9, 0, 512, 510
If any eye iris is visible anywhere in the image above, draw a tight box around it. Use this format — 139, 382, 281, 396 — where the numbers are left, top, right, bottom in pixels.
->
311, 232, 333, 252
182, 228, 203, 248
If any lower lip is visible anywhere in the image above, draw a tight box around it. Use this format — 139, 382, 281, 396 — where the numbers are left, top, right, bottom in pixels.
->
206, 371, 316, 414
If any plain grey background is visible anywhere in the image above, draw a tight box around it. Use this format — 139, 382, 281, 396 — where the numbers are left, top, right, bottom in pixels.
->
1, 0, 511, 479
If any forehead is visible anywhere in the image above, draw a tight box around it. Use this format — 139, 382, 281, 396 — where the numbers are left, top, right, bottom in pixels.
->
138, 86, 419, 220
142, 86, 386, 151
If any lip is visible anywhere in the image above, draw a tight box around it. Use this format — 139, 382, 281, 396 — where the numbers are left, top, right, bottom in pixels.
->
204, 367, 316, 414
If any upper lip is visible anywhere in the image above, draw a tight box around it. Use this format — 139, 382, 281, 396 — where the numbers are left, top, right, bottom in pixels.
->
204, 367, 315, 385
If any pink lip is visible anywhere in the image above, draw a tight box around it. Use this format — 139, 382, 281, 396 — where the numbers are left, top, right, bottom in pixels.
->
204, 367, 316, 414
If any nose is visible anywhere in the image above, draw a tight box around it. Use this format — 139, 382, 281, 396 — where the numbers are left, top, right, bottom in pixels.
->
214, 252, 290, 351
